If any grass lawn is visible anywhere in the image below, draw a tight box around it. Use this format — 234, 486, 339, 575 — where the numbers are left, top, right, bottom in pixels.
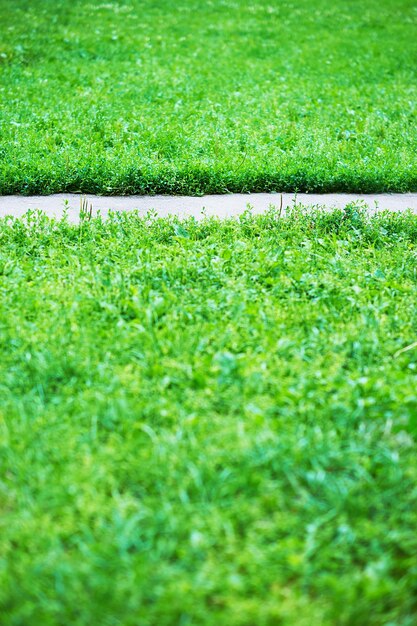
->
1, 0, 417, 195
1, 206, 417, 624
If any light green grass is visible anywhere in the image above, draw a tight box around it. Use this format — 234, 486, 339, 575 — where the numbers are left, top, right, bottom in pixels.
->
1, 206, 417, 625
1, 0, 417, 194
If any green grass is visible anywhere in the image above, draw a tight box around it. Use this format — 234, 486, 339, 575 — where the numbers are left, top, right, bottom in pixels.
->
1, 0, 417, 194
1, 206, 417, 625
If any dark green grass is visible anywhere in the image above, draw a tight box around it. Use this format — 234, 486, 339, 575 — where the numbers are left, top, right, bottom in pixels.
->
1, 207, 417, 625
1, 0, 417, 194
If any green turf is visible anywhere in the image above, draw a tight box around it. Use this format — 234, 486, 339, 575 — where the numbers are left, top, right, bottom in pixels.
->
1, 0, 417, 194
1, 206, 417, 625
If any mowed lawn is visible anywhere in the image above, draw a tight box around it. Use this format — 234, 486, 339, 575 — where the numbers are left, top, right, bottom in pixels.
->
1, 0, 417, 194
1, 207, 417, 624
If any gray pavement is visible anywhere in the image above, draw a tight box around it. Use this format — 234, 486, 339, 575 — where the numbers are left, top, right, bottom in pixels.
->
1, 193, 417, 221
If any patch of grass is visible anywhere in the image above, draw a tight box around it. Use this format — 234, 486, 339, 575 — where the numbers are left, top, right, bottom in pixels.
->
1, 207, 417, 624
0, 0, 417, 194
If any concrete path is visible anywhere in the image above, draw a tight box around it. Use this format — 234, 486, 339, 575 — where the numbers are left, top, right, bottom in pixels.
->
1, 193, 417, 221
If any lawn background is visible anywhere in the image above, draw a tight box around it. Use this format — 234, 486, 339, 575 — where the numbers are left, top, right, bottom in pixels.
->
1, 206, 417, 624
1, 0, 417, 194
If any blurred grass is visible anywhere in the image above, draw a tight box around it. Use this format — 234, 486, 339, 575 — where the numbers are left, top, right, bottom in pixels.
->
1, 206, 417, 624
0, 0, 417, 194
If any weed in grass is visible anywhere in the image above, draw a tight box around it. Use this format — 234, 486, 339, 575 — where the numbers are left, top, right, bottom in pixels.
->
79, 197, 93, 221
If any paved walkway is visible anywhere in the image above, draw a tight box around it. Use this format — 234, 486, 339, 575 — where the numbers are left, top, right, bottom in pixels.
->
1, 193, 417, 221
